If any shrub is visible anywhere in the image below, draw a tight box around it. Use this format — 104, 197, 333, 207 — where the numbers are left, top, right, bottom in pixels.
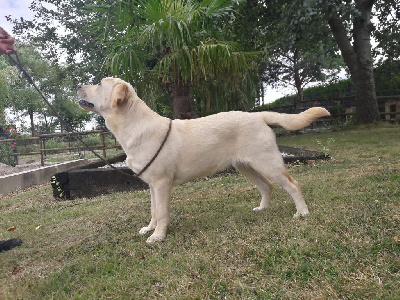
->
81, 133, 102, 147
0, 142, 15, 166
43, 138, 66, 155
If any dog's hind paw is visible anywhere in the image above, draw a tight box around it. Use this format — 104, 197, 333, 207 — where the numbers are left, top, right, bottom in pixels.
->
293, 210, 309, 219
139, 226, 155, 235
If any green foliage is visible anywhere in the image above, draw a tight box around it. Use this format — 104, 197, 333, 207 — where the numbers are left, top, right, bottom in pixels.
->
0, 44, 91, 133
316, 137, 336, 157
250, 0, 344, 103
264, 1, 343, 93
9, 0, 262, 117
254, 79, 354, 112
43, 138, 66, 155
52, 98, 92, 132
81, 134, 102, 147
0, 142, 15, 166
8, 0, 110, 85
301, 80, 354, 99
0, 58, 18, 128
7, 0, 399, 123
256, 57, 400, 112
16, 142, 39, 155
374, 59, 400, 94
255, 0, 399, 123
86, 0, 260, 116
192, 71, 262, 115
374, 0, 400, 59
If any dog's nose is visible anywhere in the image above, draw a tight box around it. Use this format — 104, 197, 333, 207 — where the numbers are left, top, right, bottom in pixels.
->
77, 85, 82, 90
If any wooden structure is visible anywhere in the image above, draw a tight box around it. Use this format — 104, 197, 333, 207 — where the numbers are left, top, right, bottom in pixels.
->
385, 101, 400, 123
0, 130, 121, 166
51, 153, 148, 199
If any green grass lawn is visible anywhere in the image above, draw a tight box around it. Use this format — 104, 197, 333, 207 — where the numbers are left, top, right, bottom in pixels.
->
1, 125, 399, 299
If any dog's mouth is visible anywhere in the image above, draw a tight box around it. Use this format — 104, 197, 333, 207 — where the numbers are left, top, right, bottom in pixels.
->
79, 100, 95, 109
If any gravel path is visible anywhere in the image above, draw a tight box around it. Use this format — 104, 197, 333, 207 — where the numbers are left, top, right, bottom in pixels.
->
0, 162, 49, 177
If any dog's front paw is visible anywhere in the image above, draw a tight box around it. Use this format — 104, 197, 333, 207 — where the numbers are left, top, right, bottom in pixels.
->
146, 233, 166, 244
139, 226, 155, 235
293, 210, 309, 219
253, 206, 267, 211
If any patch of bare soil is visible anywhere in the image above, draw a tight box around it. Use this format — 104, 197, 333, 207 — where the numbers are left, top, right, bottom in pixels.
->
0, 163, 16, 176
0, 162, 49, 177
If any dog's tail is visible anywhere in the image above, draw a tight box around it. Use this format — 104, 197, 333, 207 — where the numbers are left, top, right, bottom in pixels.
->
261, 107, 330, 131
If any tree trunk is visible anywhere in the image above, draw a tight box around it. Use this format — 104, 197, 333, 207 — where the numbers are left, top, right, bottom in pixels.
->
352, 66, 380, 123
171, 83, 197, 119
293, 50, 303, 111
294, 71, 303, 111
325, 1, 380, 123
29, 109, 36, 136
206, 90, 211, 113
351, 0, 380, 122
0, 110, 6, 131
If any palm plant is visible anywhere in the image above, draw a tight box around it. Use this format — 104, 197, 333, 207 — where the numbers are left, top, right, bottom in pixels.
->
89, 0, 259, 118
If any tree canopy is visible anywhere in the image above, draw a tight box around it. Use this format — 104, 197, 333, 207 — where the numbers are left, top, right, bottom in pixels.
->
260, 1, 343, 108
239, 0, 399, 122
5, 0, 400, 125
0, 44, 90, 134
87, 0, 260, 118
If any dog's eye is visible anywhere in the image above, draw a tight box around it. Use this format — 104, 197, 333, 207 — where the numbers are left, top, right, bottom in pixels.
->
98, 82, 101, 86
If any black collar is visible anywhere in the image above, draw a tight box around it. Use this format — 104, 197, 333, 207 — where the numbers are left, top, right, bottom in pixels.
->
137, 120, 173, 177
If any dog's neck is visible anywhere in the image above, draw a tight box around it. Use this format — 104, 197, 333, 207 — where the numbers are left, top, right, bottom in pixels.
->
105, 95, 169, 153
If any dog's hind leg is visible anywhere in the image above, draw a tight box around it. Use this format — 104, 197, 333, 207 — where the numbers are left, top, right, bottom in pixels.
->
249, 160, 309, 218
235, 164, 274, 211
281, 170, 309, 218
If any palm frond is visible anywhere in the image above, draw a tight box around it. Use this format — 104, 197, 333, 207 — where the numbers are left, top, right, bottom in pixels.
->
191, 39, 260, 81
86, 0, 259, 94
200, 0, 244, 18
109, 45, 146, 83
155, 38, 259, 84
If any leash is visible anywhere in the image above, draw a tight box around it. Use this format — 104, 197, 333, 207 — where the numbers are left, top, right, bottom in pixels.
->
7, 52, 172, 178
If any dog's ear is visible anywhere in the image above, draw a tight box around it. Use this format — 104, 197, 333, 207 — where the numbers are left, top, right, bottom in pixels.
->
110, 82, 129, 109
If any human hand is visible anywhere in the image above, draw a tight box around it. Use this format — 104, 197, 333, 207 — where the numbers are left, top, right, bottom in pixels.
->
0, 27, 17, 55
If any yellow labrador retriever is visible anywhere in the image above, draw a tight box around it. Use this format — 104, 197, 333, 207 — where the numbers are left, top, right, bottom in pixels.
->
78, 77, 330, 243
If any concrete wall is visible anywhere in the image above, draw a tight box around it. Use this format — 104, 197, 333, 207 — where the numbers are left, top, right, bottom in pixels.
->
0, 159, 89, 196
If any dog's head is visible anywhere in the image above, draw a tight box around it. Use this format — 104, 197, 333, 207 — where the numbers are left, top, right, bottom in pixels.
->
77, 77, 132, 117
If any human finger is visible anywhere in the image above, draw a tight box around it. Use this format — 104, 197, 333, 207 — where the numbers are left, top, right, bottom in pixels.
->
6, 46, 17, 54
0, 37, 15, 44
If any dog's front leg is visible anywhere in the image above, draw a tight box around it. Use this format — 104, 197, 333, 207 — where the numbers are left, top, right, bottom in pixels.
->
146, 182, 172, 243
139, 186, 157, 235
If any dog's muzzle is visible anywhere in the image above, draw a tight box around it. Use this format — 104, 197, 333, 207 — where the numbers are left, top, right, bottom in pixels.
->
79, 100, 94, 108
